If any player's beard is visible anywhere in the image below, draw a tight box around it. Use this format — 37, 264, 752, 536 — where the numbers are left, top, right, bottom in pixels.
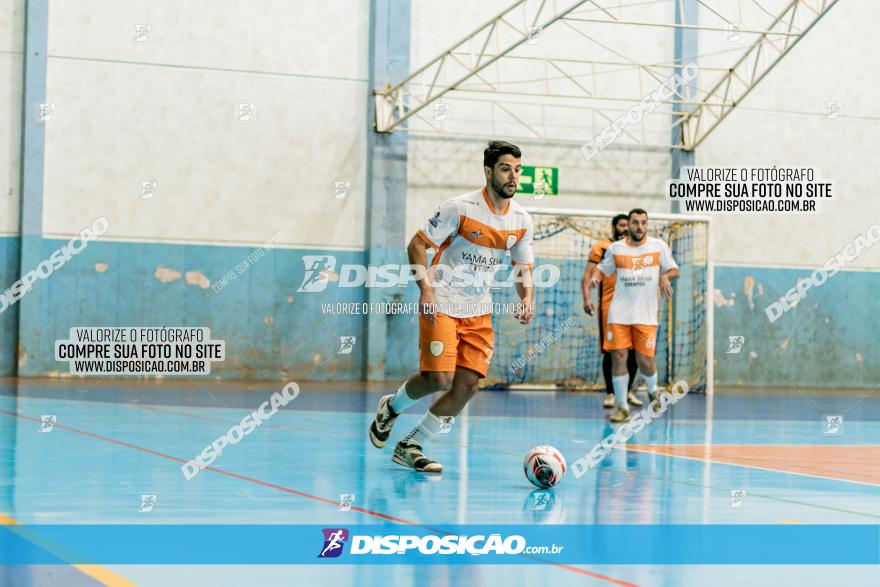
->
628, 227, 646, 243
491, 174, 516, 199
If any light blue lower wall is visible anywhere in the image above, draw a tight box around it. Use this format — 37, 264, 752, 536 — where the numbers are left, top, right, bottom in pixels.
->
0, 236, 875, 388
713, 265, 879, 389
10, 238, 369, 381
0, 237, 20, 374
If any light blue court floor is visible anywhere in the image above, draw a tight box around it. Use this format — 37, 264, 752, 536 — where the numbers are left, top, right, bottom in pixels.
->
1, 378, 878, 586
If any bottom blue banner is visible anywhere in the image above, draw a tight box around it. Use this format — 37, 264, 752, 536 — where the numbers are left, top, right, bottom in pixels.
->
0, 524, 877, 565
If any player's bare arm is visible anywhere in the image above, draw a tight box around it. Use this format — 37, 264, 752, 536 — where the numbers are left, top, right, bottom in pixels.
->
589, 262, 610, 289
582, 261, 598, 315
659, 267, 679, 298
407, 233, 437, 321
515, 265, 535, 324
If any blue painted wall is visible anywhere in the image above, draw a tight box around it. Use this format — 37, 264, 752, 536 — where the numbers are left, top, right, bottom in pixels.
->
10, 239, 368, 381
0, 237, 21, 375
713, 265, 879, 389
0, 237, 875, 389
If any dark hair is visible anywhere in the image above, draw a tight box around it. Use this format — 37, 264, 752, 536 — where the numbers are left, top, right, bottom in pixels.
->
611, 214, 627, 229
628, 208, 648, 220
483, 140, 522, 168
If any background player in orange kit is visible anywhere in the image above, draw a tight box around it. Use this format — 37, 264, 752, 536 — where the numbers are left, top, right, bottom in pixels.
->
592, 208, 679, 422
583, 214, 640, 409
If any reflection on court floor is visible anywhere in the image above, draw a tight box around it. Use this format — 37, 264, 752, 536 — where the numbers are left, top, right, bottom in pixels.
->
1, 379, 878, 587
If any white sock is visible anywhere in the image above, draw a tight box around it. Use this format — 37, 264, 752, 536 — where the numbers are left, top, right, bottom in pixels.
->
389, 381, 417, 414
612, 375, 628, 408
402, 410, 453, 447
642, 370, 658, 394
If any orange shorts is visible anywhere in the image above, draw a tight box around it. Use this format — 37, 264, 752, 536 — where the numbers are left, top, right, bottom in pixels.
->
603, 323, 658, 356
419, 313, 494, 378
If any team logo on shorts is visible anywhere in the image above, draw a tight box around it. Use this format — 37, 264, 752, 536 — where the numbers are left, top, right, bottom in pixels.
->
645, 336, 655, 349
429, 341, 444, 357
506, 234, 518, 249
606, 332, 612, 341
484, 346, 494, 364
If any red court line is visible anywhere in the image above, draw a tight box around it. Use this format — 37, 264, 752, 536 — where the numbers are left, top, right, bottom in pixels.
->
0, 408, 408, 523
135, 403, 290, 429
0, 408, 639, 587
132, 403, 365, 438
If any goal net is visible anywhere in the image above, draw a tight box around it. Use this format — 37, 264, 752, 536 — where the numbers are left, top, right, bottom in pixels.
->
487, 208, 712, 393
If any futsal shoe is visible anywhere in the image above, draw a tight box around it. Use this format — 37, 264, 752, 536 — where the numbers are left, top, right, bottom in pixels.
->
609, 405, 630, 423
369, 394, 399, 449
392, 442, 443, 473
603, 393, 615, 408
627, 391, 644, 407
647, 391, 661, 414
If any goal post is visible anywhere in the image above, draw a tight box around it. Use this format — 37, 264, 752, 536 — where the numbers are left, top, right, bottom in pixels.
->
486, 207, 713, 395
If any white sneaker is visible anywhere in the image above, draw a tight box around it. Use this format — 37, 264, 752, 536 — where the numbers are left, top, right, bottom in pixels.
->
609, 405, 630, 423
392, 442, 443, 473
647, 390, 661, 414
369, 394, 399, 448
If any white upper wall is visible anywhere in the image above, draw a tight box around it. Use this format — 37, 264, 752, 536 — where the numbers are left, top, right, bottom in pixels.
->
0, 0, 24, 235
409, 0, 674, 145
698, 1, 879, 269
407, 0, 675, 237
42, 0, 369, 248
406, 136, 670, 240
12, 0, 879, 267
408, 1, 879, 270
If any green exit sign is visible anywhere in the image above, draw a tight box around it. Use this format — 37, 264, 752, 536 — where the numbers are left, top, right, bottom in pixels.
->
517, 165, 558, 196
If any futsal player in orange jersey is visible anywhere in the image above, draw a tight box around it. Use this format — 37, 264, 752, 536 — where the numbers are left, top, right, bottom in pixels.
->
583, 214, 640, 409
368, 141, 535, 472
591, 209, 679, 422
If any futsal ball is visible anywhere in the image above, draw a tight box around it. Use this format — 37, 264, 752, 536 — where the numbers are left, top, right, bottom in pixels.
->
523, 445, 566, 488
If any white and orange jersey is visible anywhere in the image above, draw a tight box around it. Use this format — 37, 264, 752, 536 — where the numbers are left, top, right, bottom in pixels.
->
417, 187, 534, 318
597, 236, 678, 325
